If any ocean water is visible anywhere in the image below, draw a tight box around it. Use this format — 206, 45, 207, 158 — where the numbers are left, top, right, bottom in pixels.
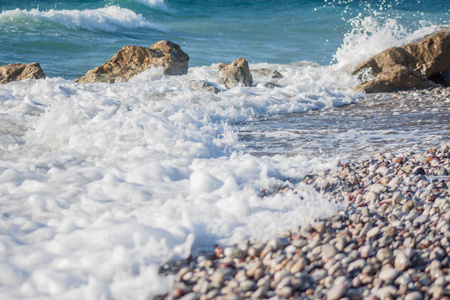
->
0, 0, 449, 299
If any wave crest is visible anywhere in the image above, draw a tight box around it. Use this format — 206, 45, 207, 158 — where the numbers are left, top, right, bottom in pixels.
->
0, 5, 163, 32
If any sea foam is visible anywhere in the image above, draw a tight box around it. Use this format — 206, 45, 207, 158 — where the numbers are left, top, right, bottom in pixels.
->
0, 5, 162, 32
0, 62, 354, 299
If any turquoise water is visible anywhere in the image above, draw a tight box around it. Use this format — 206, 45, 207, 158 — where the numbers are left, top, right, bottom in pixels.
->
1, 0, 448, 78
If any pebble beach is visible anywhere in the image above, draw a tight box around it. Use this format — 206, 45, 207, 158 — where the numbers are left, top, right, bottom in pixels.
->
157, 88, 450, 300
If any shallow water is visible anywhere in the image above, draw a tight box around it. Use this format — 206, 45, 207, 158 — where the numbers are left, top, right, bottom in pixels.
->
239, 90, 450, 159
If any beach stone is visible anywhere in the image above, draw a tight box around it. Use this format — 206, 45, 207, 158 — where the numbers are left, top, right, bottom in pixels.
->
322, 244, 338, 262
211, 268, 234, 284
379, 267, 400, 282
327, 280, 348, 300
405, 291, 423, 300
314, 221, 327, 234
224, 247, 245, 259
76, 40, 189, 83
354, 65, 440, 93
367, 227, 381, 239
217, 57, 253, 88
348, 259, 367, 273
394, 252, 410, 271
374, 285, 397, 299
352, 29, 450, 78
0, 62, 46, 84
376, 248, 393, 263
413, 214, 429, 226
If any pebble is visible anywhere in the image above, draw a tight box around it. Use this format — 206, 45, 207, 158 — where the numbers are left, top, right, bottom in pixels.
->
156, 143, 450, 300
378, 267, 399, 282
327, 281, 348, 300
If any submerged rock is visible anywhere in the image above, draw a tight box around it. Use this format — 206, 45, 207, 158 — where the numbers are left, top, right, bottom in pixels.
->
0, 62, 46, 84
76, 40, 189, 83
251, 68, 283, 79
217, 57, 253, 88
354, 65, 440, 93
187, 80, 220, 94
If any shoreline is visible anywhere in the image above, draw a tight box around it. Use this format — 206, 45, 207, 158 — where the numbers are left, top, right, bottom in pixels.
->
156, 89, 450, 300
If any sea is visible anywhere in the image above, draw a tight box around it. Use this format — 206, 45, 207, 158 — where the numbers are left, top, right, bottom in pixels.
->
0, 0, 449, 299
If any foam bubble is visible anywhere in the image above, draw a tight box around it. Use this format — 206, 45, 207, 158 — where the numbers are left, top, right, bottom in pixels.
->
134, 0, 170, 12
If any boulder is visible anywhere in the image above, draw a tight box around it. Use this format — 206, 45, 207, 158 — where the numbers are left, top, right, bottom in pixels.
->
354, 65, 440, 93
76, 40, 189, 83
217, 58, 253, 88
352, 29, 450, 79
0, 63, 46, 84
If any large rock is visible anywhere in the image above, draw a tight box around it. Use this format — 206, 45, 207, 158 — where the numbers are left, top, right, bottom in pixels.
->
0, 63, 46, 84
217, 58, 253, 89
76, 40, 189, 83
352, 29, 450, 78
354, 65, 440, 93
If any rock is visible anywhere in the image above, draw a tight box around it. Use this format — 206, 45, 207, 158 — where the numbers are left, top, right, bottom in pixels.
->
251, 68, 283, 79
0, 62, 46, 84
366, 227, 381, 239
76, 40, 189, 83
327, 281, 347, 300
405, 291, 423, 300
187, 80, 220, 93
352, 29, 450, 78
379, 267, 400, 282
394, 251, 410, 271
354, 65, 440, 93
322, 244, 338, 262
217, 57, 253, 88
211, 268, 234, 284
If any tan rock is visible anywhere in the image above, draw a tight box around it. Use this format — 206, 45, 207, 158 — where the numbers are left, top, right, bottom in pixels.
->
352, 29, 450, 78
76, 40, 189, 83
0, 63, 46, 84
354, 65, 440, 93
217, 57, 253, 88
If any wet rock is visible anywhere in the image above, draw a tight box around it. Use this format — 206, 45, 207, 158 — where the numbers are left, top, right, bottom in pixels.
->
76, 40, 189, 83
0, 62, 46, 84
217, 57, 253, 88
251, 68, 283, 79
188, 80, 220, 93
352, 29, 450, 78
354, 65, 440, 93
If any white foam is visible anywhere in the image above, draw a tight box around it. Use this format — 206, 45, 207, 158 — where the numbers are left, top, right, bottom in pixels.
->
0, 63, 355, 299
332, 15, 441, 72
0, 5, 163, 32
134, 0, 170, 12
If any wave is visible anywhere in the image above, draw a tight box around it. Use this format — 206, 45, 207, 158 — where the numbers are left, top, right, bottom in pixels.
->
0, 5, 164, 32
332, 14, 443, 72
